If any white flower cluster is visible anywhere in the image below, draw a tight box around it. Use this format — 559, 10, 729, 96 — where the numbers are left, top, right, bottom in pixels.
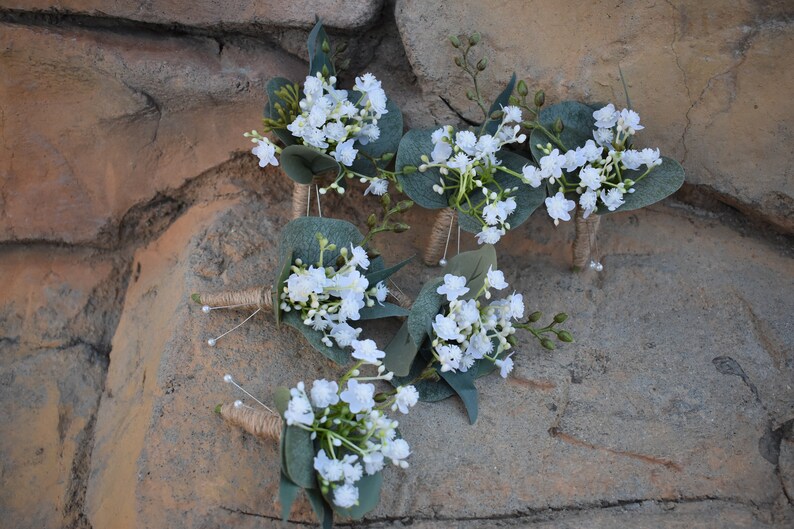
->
430, 268, 524, 377
529, 104, 664, 224
252, 72, 390, 195
283, 359, 418, 508
419, 106, 527, 245
280, 242, 389, 353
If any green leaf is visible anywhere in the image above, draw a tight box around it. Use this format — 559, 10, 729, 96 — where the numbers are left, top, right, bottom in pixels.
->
279, 217, 382, 273
406, 278, 446, 348
264, 77, 298, 146
438, 367, 480, 424
306, 488, 334, 529
283, 424, 317, 489
323, 471, 383, 520
457, 151, 545, 234
282, 309, 350, 364
396, 129, 450, 209
529, 101, 596, 162
273, 247, 293, 324
604, 157, 685, 214
352, 99, 404, 179
482, 73, 516, 136
307, 19, 335, 78
279, 472, 301, 521
274, 387, 291, 417
384, 321, 419, 377
442, 244, 497, 301
280, 145, 341, 185
358, 302, 409, 320
364, 255, 413, 286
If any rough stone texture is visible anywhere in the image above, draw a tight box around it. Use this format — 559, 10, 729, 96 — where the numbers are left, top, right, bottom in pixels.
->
0, 22, 304, 245
0, 345, 105, 529
395, 0, 794, 232
0, 0, 384, 30
81, 185, 793, 528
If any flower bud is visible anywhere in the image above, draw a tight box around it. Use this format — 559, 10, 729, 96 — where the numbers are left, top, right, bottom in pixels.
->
469, 32, 481, 46
466, 90, 476, 101
476, 57, 488, 71
553, 118, 564, 133
381, 152, 395, 162
541, 338, 556, 350
517, 79, 529, 97
395, 200, 414, 213
321, 39, 331, 53
392, 223, 410, 233
449, 35, 461, 48
534, 90, 545, 107
553, 312, 568, 324
557, 330, 574, 343
528, 311, 542, 322
454, 56, 463, 67
402, 164, 417, 175
336, 41, 349, 53
381, 193, 392, 208
367, 213, 378, 228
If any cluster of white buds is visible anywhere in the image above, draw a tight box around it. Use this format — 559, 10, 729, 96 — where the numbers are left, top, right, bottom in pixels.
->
419, 107, 527, 245
430, 267, 524, 377
529, 104, 664, 224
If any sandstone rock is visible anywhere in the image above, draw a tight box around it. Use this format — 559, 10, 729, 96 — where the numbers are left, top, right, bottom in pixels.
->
0, 345, 105, 529
0, 23, 305, 245
83, 182, 792, 527
0, 0, 384, 30
395, 0, 794, 231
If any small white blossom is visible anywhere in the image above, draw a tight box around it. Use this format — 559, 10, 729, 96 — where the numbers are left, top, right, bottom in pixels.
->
351, 339, 385, 364
476, 226, 505, 245
578, 165, 602, 190
433, 313, 465, 342
486, 265, 508, 290
600, 188, 625, 211
333, 483, 359, 508
382, 438, 411, 465
593, 128, 614, 147
621, 149, 643, 170
501, 105, 522, 124
252, 138, 279, 168
364, 178, 389, 196
340, 379, 376, 413
284, 387, 314, 426
374, 281, 388, 304
455, 130, 478, 155
579, 189, 598, 218
437, 274, 469, 302
545, 191, 576, 224
593, 103, 618, 129
332, 138, 358, 167
521, 165, 543, 187
393, 385, 419, 414
619, 108, 643, 131
310, 379, 340, 408
348, 246, 370, 270
495, 353, 515, 378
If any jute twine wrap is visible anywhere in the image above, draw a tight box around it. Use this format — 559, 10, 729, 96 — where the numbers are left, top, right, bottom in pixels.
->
572, 206, 601, 271
291, 183, 311, 219
218, 403, 282, 442
423, 208, 457, 266
388, 288, 413, 309
198, 286, 273, 311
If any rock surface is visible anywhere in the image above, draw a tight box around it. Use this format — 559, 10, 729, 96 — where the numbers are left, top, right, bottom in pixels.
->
81, 185, 793, 527
0, 0, 384, 30
395, 0, 794, 231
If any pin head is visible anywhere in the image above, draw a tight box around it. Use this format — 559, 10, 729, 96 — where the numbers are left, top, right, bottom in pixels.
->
438, 258, 448, 267
207, 338, 217, 347
202, 305, 211, 314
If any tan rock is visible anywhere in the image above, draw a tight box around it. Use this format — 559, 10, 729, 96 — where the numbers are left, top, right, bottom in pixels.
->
0, 345, 105, 529
395, 0, 794, 231
1, 0, 384, 30
0, 23, 305, 245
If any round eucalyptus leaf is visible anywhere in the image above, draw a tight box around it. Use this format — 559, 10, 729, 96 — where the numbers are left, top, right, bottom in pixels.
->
396, 129, 451, 209
602, 156, 685, 214
280, 145, 341, 185
323, 471, 383, 520
529, 101, 596, 162
442, 244, 497, 301
283, 424, 317, 489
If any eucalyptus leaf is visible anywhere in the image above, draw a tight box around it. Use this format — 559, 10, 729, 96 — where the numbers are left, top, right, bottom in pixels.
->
307, 20, 335, 78
438, 367, 479, 424
358, 302, 409, 320
384, 321, 419, 377
282, 309, 350, 364
442, 244, 497, 301
364, 254, 413, 286
306, 488, 334, 529
273, 247, 293, 324
264, 77, 298, 146
406, 278, 446, 348
396, 129, 451, 209
283, 424, 316, 489
279, 472, 301, 521
274, 387, 291, 417
280, 145, 341, 185
355, 99, 404, 172
457, 151, 544, 234
482, 73, 516, 136
529, 101, 596, 162
603, 156, 685, 214
324, 471, 383, 520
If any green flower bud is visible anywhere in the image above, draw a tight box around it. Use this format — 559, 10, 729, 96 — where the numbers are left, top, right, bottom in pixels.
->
395, 200, 414, 213
381, 193, 392, 208
508, 95, 519, 106
557, 330, 574, 343
402, 165, 417, 175
490, 110, 503, 121
553, 117, 564, 133
367, 214, 377, 228
466, 90, 476, 101
393, 222, 410, 233
521, 120, 535, 129
534, 90, 545, 107
507, 335, 517, 346
528, 311, 542, 323
517, 79, 529, 97
454, 56, 463, 67
476, 57, 488, 71
469, 32, 481, 46
381, 152, 394, 162
321, 39, 331, 53
449, 35, 461, 48
335, 41, 348, 53
541, 338, 556, 350
553, 313, 568, 324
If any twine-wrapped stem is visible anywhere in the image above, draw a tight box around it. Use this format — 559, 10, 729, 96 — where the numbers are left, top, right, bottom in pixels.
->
572, 206, 601, 271
291, 183, 311, 219
423, 208, 457, 266
217, 403, 282, 442
388, 288, 413, 309
195, 286, 273, 311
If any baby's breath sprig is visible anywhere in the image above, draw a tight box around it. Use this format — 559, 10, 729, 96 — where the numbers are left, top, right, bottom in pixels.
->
449, 31, 490, 120
515, 311, 574, 351
361, 193, 414, 248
